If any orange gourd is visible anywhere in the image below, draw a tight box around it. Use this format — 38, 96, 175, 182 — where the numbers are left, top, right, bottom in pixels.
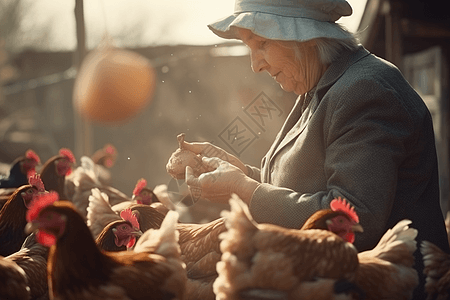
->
73, 44, 156, 123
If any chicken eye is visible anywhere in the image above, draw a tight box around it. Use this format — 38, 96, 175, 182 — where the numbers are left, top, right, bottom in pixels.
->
141, 191, 148, 196
121, 225, 128, 230
27, 189, 34, 194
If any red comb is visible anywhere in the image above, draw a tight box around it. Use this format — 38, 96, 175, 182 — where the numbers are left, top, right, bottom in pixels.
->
330, 197, 359, 223
28, 173, 45, 192
59, 148, 75, 163
120, 208, 140, 230
133, 178, 147, 196
105, 144, 116, 155
105, 158, 114, 168
59, 148, 76, 163
26, 191, 59, 222
25, 149, 41, 164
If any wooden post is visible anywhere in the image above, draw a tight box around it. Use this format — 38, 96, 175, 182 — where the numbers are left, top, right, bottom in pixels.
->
384, 0, 403, 70
73, 0, 93, 158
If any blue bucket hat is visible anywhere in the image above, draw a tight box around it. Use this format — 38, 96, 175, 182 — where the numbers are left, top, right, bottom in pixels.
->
208, 0, 354, 42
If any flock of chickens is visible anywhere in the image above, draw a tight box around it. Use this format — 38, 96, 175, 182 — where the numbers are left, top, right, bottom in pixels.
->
0, 145, 449, 300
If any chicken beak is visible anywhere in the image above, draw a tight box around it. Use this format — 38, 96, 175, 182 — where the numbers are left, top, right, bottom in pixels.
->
133, 230, 143, 237
25, 221, 39, 235
352, 224, 364, 233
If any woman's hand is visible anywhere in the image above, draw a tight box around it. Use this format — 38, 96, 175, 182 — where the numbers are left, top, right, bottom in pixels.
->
185, 157, 259, 204
181, 139, 248, 175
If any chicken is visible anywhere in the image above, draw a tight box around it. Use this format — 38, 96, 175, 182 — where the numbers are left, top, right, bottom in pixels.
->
87, 188, 166, 241
214, 195, 418, 300
107, 178, 161, 214
298, 196, 362, 242
0, 173, 46, 257
90, 143, 118, 186
91, 143, 118, 168
0, 149, 41, 210
39, 148, 76, 200
95, 208, 143, 252
131, 178, 159, 205
4, 232, 49, 300
420, 240, 450, 300
25, 191, 186, 300
0, 149, 41, 189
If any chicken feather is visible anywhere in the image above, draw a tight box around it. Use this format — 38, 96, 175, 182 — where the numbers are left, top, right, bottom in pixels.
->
355, 219, 418, 300
420, 240, 450, 300
0, 255, 30, 300
86, 188, 122, 239
6, 232, 49, 300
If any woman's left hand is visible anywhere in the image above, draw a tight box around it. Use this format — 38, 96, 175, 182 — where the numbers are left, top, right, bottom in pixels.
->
185, 156, 260, 204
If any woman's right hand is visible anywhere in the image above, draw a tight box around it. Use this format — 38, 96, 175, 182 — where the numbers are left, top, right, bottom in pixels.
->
181, 139, 248, 175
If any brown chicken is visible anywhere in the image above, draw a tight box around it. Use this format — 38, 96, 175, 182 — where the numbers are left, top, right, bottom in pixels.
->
114, 180, 184, 219
91, 144, 118, 169
131, 178, 159, 205
299, 196, 362, 243
4, 232, 49, 300
420, 240, 450, 300
0, 173, 46, 257
40, 148, 76, 200
95, 208, 143, 252
25, 192, 187, 300
214, 195, 418, 300
90, 143, 118, 186
106, 178, 162, 214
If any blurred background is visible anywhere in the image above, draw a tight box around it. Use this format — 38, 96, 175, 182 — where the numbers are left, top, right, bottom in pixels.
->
1, 0, 449, 221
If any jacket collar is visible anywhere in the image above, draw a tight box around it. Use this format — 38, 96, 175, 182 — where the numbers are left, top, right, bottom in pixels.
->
315, 45, 370, 99
263, 45, 371, 174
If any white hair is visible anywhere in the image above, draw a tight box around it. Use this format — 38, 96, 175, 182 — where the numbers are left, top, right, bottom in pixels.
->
314, 36, 360, 65
293, 24, 360, 65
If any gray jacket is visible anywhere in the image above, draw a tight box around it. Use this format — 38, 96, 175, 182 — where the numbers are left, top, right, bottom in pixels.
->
246, 45, 449, 299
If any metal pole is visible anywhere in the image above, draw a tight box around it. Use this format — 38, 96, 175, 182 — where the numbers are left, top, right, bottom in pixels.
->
73, 0, 93, 158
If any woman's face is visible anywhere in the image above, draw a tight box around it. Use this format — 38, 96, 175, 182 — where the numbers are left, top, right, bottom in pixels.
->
236, 28, 327, 95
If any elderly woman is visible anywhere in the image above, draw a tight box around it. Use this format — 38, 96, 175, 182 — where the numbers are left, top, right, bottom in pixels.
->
180, 0, 449, 298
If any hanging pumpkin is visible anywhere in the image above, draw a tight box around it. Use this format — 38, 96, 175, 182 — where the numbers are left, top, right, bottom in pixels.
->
73, 44, 156, 123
